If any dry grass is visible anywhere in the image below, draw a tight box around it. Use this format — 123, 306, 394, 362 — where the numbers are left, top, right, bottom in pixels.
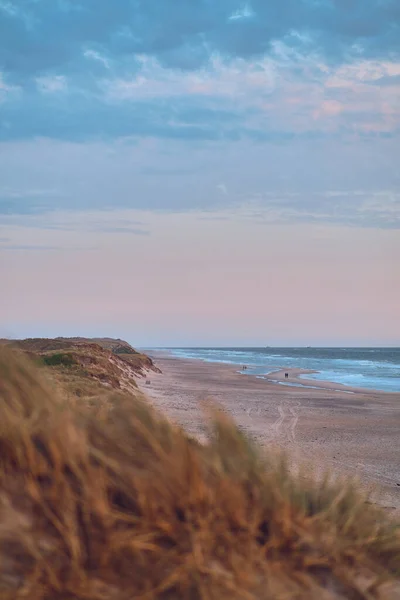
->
0, 337, 159, 404
0, 347, 399, 599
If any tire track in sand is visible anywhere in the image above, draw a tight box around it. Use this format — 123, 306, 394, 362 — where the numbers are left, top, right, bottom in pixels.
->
271, 400, 300, 443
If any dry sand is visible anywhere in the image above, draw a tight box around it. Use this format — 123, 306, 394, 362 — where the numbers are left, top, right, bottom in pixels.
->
138, 352, 400, 514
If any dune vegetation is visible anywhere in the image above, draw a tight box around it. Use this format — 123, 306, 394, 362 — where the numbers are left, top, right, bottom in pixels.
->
0, 345, 399, 599
0, 337, 158, 406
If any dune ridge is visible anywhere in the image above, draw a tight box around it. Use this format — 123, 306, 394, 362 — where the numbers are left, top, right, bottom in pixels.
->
0, 337, 159, 404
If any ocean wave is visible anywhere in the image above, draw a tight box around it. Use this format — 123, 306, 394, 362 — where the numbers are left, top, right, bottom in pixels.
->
164, 347, 400, 393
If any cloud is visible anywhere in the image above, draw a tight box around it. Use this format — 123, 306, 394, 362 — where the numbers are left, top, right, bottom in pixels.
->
102, 54, 276, 102
229, 4, 256, 21
1, 0, 399, 79
1, 52, 399, 142
1, 133, 399, 227
83, 49, 110, 69
36, 75, 67, 94
0, 89, 246, 141
3, 186, 400, 230
0, 1, 398, 143
92, 226, 150, 235
0, 71, 20, 101
0, 244, 62, 251
0, 187, 66, 215
326, 60, 400, 88
313, 100, 343, 118
217, 183, 228, 195
1, 205, 152, 234
0, 1, 398, 230
243, 190, 400, 229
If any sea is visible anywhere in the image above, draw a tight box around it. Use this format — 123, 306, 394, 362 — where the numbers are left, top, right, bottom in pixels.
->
156, 347, 400, 393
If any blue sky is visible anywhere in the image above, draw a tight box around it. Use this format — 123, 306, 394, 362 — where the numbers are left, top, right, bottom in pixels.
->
0, 0, 399, 345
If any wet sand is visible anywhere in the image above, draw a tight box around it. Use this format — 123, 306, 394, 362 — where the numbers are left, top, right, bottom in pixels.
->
138, 352, 400, 513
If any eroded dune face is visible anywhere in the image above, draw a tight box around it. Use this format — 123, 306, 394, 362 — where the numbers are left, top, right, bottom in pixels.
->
0, 348, 399, 600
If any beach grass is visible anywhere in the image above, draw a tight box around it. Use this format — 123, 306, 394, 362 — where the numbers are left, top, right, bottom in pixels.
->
0, 346, 399, 599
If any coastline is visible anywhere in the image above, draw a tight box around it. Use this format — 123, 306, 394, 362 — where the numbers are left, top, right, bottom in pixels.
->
146, 349, 396, 394
139, 352, 400, 514
263, 367, 373, 394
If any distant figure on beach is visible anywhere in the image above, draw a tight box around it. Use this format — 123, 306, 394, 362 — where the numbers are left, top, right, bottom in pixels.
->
243, 365, 247, 370
285, 372, 289, 379
145, 379, 151, 385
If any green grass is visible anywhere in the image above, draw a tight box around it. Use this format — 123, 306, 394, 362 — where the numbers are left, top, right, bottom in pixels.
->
113, 346, 136, 354
41, 352, 78, 367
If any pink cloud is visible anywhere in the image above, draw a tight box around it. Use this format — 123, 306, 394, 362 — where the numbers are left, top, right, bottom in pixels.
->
100, 50, 400, 136
313, 100, 343, 119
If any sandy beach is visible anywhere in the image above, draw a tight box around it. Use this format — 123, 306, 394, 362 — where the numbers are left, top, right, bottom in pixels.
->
139, 353, 400, 513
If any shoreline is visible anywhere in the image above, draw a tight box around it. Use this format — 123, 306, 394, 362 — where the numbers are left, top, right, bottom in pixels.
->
139, 353, 400, 514
145, 350, 395, 394
262, 367, 370, 394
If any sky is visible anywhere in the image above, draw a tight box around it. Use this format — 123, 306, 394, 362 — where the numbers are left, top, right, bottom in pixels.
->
0, 0, 399, 347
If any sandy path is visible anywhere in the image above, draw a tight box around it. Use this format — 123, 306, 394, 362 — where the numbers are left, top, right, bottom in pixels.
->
139, 354, 400, 513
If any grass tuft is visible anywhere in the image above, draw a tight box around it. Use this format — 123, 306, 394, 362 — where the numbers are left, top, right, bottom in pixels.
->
41, 352, 79, 367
